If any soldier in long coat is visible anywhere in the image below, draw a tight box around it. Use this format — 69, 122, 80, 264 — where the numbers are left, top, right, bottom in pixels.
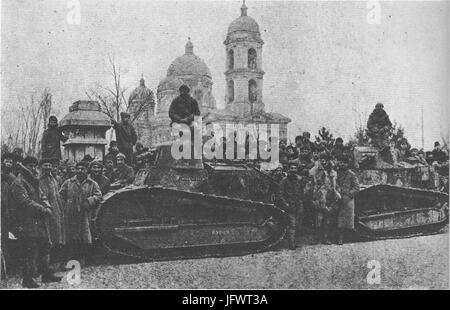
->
39, 158, 65, 247
366, 103, 392, 149
311, 160, 341, 244
277, 166, 304, 250
336, 156, 360, 245
41, 116, 68, 160
1, 152, 16, 279
88, 160, 110, 246
10, 157, 62, 288
59, 161, 102, 260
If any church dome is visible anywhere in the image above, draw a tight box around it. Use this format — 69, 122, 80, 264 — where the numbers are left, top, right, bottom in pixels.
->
227, 2, 259, 34
128, 77, 154, 104
167, 39, 212, 78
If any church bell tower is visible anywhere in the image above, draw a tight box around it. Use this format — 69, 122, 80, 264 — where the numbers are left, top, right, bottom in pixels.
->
224, 1, 265, 115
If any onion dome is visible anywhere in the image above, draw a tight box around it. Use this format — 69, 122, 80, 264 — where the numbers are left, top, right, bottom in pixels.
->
227, 1, 260, 34
166, 38, 212, 78
128, 77, 154, 105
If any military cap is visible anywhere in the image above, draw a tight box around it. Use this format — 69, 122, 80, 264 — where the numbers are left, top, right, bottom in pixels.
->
1, 152, 14, 161
89, 160, 103, 169
75, 161, 89, 168
82, 154, 94, 162
39, 158, 54, 166
179, 84, 190, 93
22, 156, 38, 166
120, 112, 130, 119
104, 154, 116, 162
116, 153, 126, 159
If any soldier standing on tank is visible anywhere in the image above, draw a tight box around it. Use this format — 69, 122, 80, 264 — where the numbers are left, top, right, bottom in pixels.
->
367, 103, 392, 149
111, 113, 137, 166
277, 166, 304, 250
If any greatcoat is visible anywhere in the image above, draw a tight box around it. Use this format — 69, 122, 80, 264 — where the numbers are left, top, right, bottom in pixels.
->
59, 176, 102, 244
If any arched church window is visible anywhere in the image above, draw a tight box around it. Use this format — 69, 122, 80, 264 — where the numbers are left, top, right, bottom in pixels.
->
228, 49, 234, 70
228, 80, 234, 103
249, 79, 257, 103
248, 48, 257, 69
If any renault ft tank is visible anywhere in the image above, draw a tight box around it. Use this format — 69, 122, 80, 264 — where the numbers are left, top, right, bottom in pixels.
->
97, 145, 286, 261
352, 146, 448, 240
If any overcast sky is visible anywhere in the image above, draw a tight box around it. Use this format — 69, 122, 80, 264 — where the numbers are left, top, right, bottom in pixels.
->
1, 0, 448, 148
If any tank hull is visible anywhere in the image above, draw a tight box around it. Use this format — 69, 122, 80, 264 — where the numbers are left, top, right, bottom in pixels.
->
355, 185, 448, 240
97, 186, 287, 261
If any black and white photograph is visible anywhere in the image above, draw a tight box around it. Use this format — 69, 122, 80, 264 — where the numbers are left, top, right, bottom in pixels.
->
0, 0, 448, 292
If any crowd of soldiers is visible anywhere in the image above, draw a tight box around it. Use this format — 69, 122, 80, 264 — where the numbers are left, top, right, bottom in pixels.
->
274, 133, 359, 250
0, 113, 153, 288
1, 84, 449, 287
272, 103, 449, 250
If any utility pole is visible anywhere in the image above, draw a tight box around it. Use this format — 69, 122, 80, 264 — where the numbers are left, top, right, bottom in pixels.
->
421, 104, 424, 150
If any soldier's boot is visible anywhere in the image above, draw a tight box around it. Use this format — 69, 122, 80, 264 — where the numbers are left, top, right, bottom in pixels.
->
288, 231, 296, 250
288, 238, 296, 250
40, 252, 62, 283
314, 229, 322, 244
41, 273, 63, 283
22, 278, 40, 289
337, 230, 344, 245
323, 230, 331, 245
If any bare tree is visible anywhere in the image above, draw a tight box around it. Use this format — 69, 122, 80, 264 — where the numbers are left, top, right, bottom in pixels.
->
2, 88, 52, 157
86, 56, 150, 124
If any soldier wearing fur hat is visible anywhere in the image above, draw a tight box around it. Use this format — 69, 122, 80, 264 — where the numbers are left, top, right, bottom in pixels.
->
41, 116, 68, 160
111, 112, 137, 165
10, 156, 62, 288
367, 103, 392, 149
169, 84, 200, 127
59, 161, 102, 262
113, 153, 135, 186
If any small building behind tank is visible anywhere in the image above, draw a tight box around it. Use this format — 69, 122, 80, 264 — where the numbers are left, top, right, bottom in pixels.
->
59, 100, 111, 162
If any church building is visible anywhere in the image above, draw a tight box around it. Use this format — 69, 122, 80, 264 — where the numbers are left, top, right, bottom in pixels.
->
131, 1, 290, 147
